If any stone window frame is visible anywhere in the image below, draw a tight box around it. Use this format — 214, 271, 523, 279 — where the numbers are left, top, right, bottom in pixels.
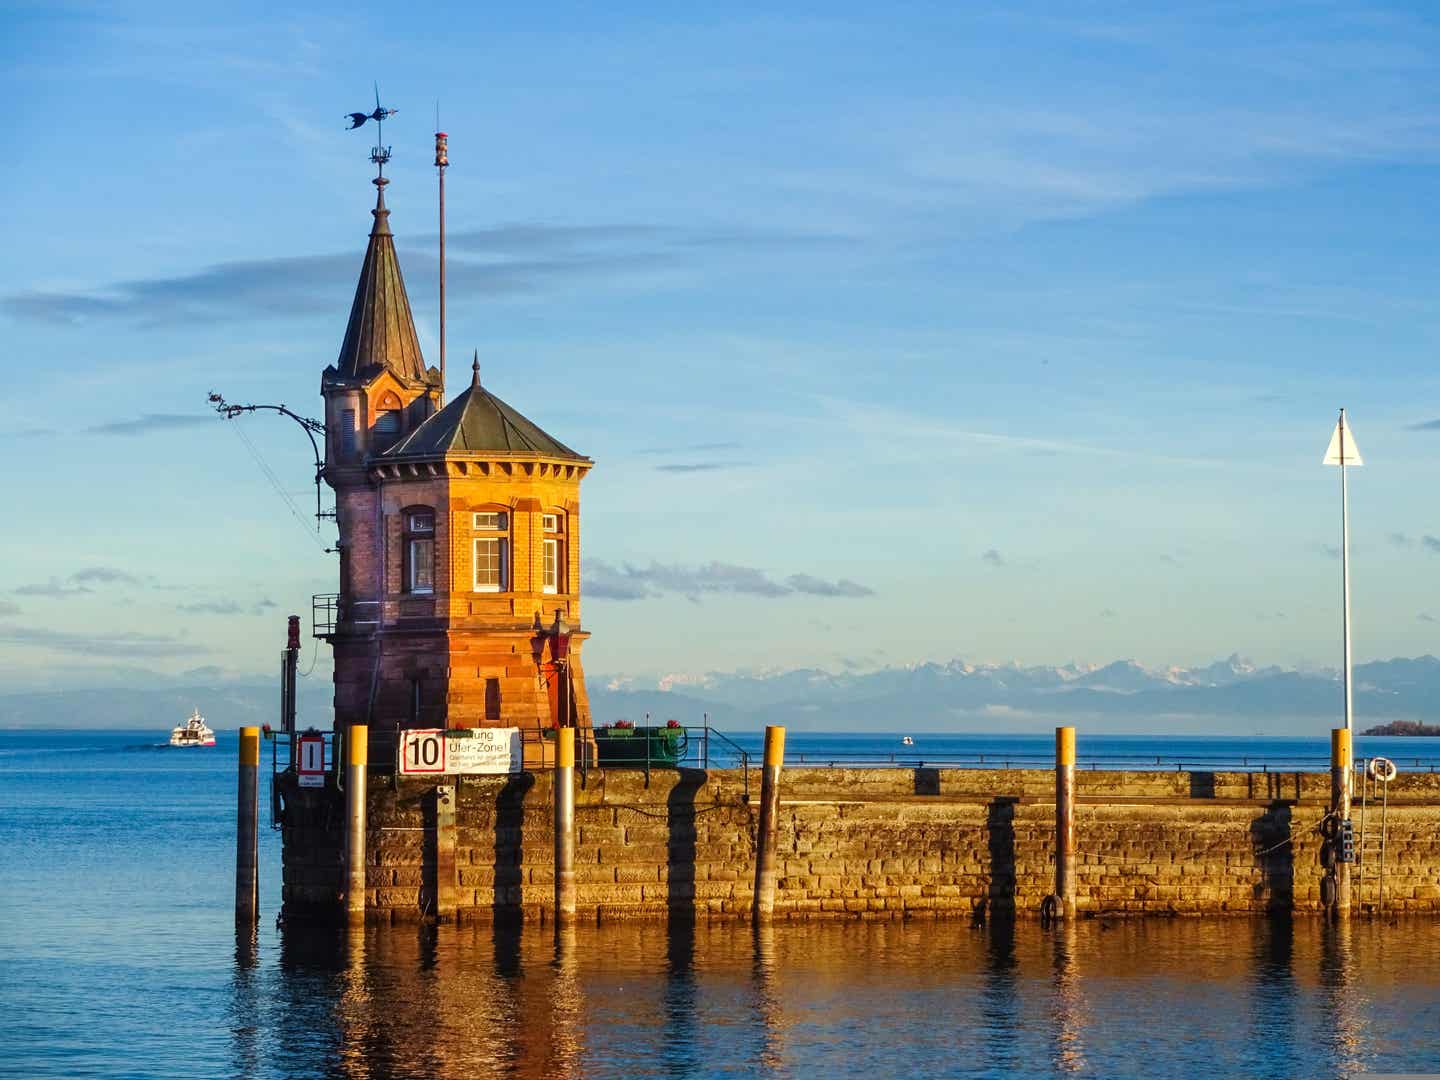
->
402, 506, 436, 595
472, 508, 510, 594
373, 391, 404, 439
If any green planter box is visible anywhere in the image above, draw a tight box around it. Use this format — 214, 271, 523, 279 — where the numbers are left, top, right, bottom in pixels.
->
594, 726, 685, 767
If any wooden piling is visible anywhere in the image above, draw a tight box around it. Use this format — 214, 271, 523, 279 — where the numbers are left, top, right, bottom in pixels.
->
554, 727, 576, 923
1055, 726, 1076, 919
1329, 727, 1352, 919
345, 724, 368, 924
752, 725, 786, 920
235, 727, 260, 925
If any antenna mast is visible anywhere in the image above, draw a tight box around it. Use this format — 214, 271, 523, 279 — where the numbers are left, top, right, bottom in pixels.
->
436, 113, 449, 396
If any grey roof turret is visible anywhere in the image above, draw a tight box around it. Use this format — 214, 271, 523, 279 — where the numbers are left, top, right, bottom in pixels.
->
380, 354, 589, 461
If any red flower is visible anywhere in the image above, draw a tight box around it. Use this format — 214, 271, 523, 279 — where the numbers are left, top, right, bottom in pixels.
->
666, 719, 682, 729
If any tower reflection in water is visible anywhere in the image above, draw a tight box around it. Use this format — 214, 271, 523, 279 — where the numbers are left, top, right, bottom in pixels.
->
244, 915, 1434, 1079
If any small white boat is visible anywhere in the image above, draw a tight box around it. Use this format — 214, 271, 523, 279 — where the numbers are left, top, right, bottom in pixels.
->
902, 736, 914, 746
170, 708, 216, 747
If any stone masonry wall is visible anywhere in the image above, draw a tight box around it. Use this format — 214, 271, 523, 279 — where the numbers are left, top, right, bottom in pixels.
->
278, 766, 1440, 922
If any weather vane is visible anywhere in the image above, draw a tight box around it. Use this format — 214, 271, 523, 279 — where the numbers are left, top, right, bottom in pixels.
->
346, 83, 398, 176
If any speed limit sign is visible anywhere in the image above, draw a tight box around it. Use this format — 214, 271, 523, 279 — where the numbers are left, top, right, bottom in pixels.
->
399, 729, 446, 775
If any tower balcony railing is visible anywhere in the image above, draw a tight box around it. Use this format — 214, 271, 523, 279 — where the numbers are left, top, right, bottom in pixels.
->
312, 594, 339, 638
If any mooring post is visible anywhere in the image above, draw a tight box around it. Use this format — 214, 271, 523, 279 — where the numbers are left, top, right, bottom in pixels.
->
1056, 726, 1076, 919
434, 784, 457, 921
554, 727, 576, 923
752, 725, 786, 920
345, 724, 369, 924
235, 726, 261, 925
1329, 727, 1352, 919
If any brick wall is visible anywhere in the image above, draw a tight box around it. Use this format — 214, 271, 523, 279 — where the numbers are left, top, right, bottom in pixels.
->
279, 767, 1440, 922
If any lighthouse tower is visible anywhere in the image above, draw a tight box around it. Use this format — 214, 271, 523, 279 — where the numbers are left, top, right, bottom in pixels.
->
320, 175, 593, 742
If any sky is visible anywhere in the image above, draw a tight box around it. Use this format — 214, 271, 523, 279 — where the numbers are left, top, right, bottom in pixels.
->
5, 1, 1440, 692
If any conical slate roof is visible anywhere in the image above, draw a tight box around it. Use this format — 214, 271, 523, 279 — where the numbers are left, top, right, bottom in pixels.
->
382, 358, 589, 461
334, 179, 428, 384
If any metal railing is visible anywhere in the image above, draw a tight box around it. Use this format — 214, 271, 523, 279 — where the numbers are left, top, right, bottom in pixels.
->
582, 721, 752, 795
311, 593, 339, 638
776, 750, 1440, 773
265, 728, 335, 828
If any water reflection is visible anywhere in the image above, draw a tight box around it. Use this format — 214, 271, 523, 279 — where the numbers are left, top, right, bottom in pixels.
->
751, 920, 784, 1073
1049, 919, 1087, 1073
979, 914, 1020, 1073
225, 917, 1440, 1079
1319, 917, 1365, 1076
1247, 915, 1299, 1079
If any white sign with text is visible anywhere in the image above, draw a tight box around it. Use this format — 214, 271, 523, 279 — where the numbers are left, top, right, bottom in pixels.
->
398, 728, 522, 776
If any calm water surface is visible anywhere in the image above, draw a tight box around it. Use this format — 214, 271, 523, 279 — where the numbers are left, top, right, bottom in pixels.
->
4, 730, 1440, 1079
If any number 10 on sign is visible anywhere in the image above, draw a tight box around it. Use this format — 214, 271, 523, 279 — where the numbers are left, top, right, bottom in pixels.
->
401, 730, 446, 774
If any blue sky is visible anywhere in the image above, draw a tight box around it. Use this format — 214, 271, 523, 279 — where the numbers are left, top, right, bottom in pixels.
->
5, 1, 1440, 691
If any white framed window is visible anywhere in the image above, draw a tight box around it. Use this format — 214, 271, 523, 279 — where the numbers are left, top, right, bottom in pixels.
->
408, 540, 434, 593
473, 511, 508, 531
542, 513, 560, 533
543, 538, 560, 594
404, 510, 435, 594
474, 537, 507, 592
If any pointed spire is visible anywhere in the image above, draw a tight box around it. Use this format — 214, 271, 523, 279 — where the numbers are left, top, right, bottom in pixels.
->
472, 350, 480, 388
333, 177, 427, 384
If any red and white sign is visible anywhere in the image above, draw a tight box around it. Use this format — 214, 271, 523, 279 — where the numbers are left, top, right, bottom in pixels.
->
297, 734, 326, 788
399, 728, 522, 776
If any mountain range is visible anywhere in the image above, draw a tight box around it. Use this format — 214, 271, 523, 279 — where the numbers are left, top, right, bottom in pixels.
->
4, 655, 1439, 735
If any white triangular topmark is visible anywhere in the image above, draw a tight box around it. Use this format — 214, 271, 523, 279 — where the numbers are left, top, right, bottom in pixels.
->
1323, 418, 1363, 466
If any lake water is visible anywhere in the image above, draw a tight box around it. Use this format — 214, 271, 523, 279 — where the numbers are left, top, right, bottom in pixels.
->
4, 729, 1440, 1078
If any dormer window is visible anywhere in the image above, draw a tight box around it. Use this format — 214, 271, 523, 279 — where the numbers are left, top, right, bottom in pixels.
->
403, 510, 435, 594
374, 409, 401, 434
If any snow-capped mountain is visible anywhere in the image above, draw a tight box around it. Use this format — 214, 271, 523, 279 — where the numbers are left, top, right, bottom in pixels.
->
590, 655, 1440, 734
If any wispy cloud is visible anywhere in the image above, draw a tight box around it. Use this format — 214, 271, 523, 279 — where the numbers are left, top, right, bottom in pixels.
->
1424, 536, 1440, 554
1407, 419, 1440, 431
1419, 613, 1436, 624
13, 566, 146, 597
585, 560, 874, 602
13, 579, 93, 598
71, 567, 143, 586
0, 625, 208, 658
0, 600, 19, 617
786, 574, 874, 598
176, 600, 243, 616
654, 461, 754, 473
86, 414, 211, 437
982, 549, 1005, 567
1, 224, 846, 329
1389, 532, 1415, 548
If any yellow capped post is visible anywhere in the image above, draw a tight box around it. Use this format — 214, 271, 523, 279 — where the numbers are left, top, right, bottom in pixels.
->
753, 726, 786, 919
345, 724, 369, 923
348, 724, 368, 767
240, 727, 261, 766
1054, 726, 1077, 919
235, 727, 261, 924
1331, 728, 1352, 770
1056, 726, 1076, 768
553, 726, 577, 922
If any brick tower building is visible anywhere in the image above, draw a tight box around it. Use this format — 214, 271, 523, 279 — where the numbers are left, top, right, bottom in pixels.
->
320, 175, 593, 742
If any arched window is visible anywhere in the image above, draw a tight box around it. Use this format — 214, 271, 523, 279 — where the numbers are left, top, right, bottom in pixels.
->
472, 509, 510, 593
541, 511, 566, 595
402, 507, 435, 594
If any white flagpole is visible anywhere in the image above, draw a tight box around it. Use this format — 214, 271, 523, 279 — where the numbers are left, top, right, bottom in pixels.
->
1339, 408, 1353, 734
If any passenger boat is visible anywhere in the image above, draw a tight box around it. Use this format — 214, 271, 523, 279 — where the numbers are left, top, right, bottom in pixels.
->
169, 708, 217, 747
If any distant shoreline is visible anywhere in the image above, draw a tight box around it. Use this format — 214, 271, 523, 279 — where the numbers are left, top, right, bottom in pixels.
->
1361, 721, 1440, 737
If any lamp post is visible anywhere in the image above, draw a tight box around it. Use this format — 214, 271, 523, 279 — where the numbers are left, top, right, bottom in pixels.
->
531, 610, 574, 729
550, 609, 572, 729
